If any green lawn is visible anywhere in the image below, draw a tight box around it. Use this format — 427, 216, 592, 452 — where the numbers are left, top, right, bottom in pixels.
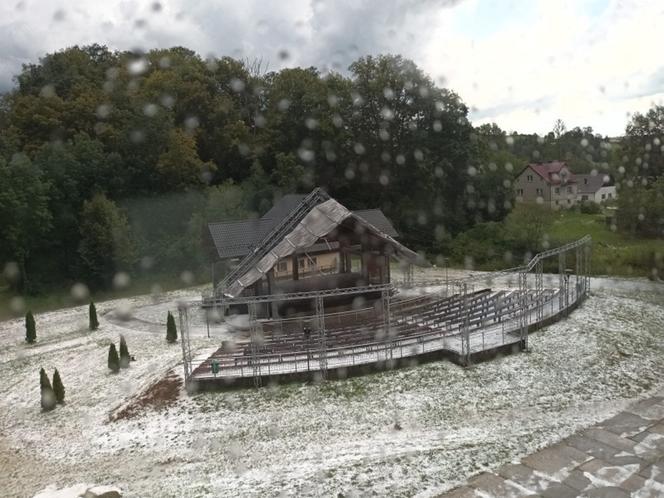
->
0, 270, 209, 321
547, 210, 662, 278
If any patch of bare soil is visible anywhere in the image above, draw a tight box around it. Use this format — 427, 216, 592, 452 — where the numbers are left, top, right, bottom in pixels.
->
109, 370, 182, 422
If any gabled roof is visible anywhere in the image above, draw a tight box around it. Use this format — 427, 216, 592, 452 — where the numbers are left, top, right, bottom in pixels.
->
223, 197, 426, 297
522, 161, 576, 185
576, 174, 612, 194
208, 195, 399, 259
262, 194, 308, 220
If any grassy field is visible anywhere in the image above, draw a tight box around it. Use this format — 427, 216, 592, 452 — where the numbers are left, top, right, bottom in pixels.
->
547, 210, 662, 278
0, 271, 209, 321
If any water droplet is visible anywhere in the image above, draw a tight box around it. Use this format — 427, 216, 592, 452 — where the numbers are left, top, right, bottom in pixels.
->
230, 78, 245, 92
39, 85, 56, 98
113, 272, 131, 290
3, 262, 20, 282
160, 94, 175, 108
181, 271, 194, 285
277, 98, 290, 111
70, 283, 90, 302
185, 116, 199, 130
128, 58, 148, 76
10, 297, 25, 315
143, 103, 158, 117
130, 130, 145, 143
96, 104, 111, 119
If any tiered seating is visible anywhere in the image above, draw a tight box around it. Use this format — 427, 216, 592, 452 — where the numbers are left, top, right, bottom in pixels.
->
191, 287, 560, 377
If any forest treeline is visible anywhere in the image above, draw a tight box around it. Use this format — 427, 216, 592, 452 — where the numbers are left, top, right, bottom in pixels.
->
0, 45, 661, 293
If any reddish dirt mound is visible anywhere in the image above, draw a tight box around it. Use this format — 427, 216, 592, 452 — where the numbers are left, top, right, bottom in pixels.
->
110, 370, 182, 422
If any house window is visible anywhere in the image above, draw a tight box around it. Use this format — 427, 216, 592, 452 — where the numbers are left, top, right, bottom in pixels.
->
601, 194, 606, 200
555, 200, 559, 205
517, 188, 524, 196
536, 188, 543, 195
277, 261, 287, 272
298, 259, 305, 269
567, 199, 571, 204
567, 186, 572, 193
608, 193, 613, 199
584, 178, 588, 185
555, 187, 560, 194
582, 195, 588, 201
527, 175, 533, 182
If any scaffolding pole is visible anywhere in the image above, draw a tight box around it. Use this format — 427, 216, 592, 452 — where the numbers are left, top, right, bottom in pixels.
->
535, 260, 544, 323
461, 283, 471, 365
178, 304, 192, 382
518, 270, 528, 350
382, 288, 393, 363
316, 296, 327, 379
248, 303, 262, 388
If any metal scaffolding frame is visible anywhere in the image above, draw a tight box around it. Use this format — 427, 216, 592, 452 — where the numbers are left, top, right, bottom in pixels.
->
206, 282, 393, 307
518, 270, 528, 349
179, 236, 592, 388
381, 288, 393, 363
535, 259, 544, 323
217, 188, 331, 296
248, 303, 262, 388
315, 295, 327, 379
459, 282, 471, 365
178, 304, 193, 380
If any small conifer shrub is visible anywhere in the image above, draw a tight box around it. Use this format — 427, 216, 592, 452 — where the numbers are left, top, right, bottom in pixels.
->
119, 335, 130, 368
25, 311, 36, 343
108, 343, 120, 373
52, 368, 65, 404
89, 302, 99, 331
166, 311, 177, 343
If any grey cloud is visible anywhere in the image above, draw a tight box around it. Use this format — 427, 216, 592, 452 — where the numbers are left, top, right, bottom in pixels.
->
470, 96, 554, 121
0, 0, 464, 93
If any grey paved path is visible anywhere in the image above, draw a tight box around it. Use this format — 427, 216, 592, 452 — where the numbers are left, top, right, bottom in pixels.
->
440, 390, 664, 497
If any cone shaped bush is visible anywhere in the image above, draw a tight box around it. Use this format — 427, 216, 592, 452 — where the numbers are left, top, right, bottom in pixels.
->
89, 302, 99, 331
119, 335, 130, 368
39, 367, 56, 411
166, 311, 177, 343
39, 367, 52, 391
52, 368, 65, 404
25, 311, 36, 343
108, 343, 120, 373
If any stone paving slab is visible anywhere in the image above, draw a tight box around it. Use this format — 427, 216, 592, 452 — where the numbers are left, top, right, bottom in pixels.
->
438, 395, 664, 498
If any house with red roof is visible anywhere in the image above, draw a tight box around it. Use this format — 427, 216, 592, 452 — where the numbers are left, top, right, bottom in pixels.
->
514, 161, 578, 209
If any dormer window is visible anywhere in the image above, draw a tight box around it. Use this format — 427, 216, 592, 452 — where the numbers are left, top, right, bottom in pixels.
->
527, 174, 533, 182
584, 178, 588, 185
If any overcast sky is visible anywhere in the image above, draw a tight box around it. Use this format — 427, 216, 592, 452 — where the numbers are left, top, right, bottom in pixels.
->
1, 0, 663, 136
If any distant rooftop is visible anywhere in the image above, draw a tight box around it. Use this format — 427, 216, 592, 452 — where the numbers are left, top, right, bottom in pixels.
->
576, 173, 613, 194
526, 161, 576, 185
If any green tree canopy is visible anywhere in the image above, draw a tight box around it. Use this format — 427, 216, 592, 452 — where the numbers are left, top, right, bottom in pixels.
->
78, 193, 135, 287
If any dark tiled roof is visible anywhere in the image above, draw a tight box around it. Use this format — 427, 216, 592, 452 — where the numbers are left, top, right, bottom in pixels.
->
207, 218, 273, 259
262, 194, 307, 220
208, 195, 399, 259
353, 209, 398, 237
577, 174, 612, 194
